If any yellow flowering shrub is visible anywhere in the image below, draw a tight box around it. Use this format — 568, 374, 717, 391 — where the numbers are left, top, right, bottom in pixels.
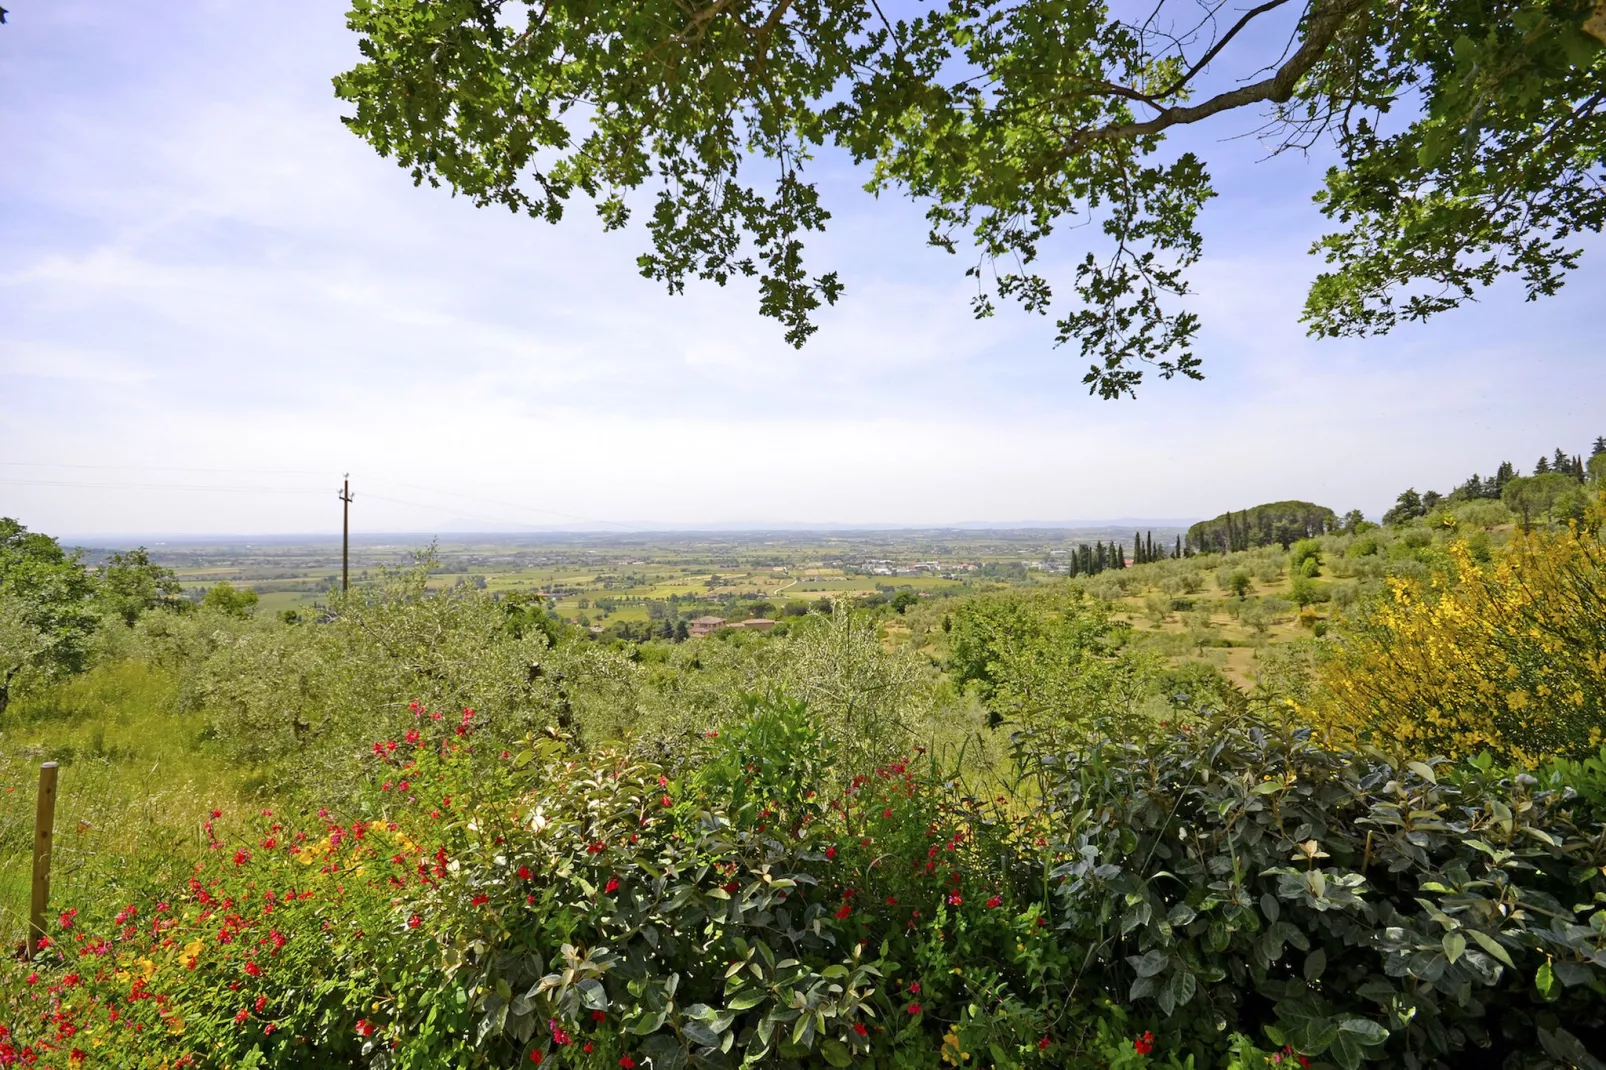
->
1310, 506, 1606, 762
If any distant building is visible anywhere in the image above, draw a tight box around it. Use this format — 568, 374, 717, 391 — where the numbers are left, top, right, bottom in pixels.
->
728, 618, 776, 632
688, 615, 726, 637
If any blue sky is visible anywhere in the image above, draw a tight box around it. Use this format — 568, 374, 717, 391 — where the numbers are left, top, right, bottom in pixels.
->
2, 1, 1602, 536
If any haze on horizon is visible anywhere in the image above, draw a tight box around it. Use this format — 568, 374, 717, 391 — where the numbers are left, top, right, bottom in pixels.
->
3, 2, 1603, 538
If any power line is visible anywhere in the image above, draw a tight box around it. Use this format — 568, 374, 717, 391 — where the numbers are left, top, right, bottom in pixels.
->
0, 461, 331, 476
0, 477, 324, 494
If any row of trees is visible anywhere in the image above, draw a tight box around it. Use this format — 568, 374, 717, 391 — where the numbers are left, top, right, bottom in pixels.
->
1185, 502, 1338, 555
1131, 530, 1185, 565
1384, 438, 1606, 527
1065, 541, 1125, 577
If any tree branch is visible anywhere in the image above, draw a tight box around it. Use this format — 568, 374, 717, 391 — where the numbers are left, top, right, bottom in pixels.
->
1089, 0, 1368, 142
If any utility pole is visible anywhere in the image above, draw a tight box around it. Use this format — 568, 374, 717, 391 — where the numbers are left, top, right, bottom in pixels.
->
339, 475, 354, 593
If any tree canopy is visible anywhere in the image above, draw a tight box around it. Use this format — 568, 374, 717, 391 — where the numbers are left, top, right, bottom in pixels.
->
335, 0, 1606, 396
0, 517, 97, 715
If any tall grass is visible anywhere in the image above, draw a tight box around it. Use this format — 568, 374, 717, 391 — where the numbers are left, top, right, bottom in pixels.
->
0, 661, 253, 945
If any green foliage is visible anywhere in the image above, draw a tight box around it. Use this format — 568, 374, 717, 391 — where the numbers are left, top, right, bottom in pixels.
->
1303, 0, 1606, 338
0, 517, 98, 716
1501, 472, 1580, 528
1188, 504, 1337, 555
1020, 709, 1606, 1070
946, 587, 1153, 742
200, 580, 260, 617
333, 0, 1604, 394
96, 547, 186, 627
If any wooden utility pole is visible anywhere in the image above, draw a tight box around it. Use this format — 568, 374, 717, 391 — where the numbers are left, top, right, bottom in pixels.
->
339, 475, 354, 593
27, 761, 58, 961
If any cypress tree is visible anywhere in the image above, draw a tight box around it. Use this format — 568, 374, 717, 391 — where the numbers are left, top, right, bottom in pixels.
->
1174, 535, 1183, 559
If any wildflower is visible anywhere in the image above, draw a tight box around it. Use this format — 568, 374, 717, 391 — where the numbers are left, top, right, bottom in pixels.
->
592, 1011, 608, 1022
947, 894, 962, 906
1038, 1037, 1051, 1050
549, 1020, 571, 1046
529, 1053, 544, 1065
233, 849, 250, 866
825, 846, 836, 860
620, 1057, 636, 1069
853, 1022, 869, 1037
882, 808, 893, 819
211, 809, 223, 819
244, 961, 261, 977
407, 914, 422, 929
235, 1009, 249, 1025
658, 775, 668, 787
604, 877, 620, 895
661, 795, 673, 808
835, 904, 853, 920
1134, 1032, 1154, 1056
255, 996, 267, 1013
908, 982, 920, 994
986, 896, 1002, 909
587, 841, 606, 854
355, 1020, 374, 1038
907, 1003, 922, 1015
518, 866, 533, 880
472, 894, 489, 907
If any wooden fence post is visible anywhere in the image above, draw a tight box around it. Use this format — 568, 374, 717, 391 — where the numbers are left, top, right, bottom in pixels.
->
27, 761, 58, 961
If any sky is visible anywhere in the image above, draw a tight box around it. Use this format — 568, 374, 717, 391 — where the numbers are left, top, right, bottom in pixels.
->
2, 1, 1602, 537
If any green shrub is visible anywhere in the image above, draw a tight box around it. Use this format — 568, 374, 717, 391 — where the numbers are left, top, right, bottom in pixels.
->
1019, 710, 1606, 1069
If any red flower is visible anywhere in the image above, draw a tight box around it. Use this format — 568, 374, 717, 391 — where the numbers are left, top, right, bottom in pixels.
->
407, 914, 422, 929
472, 894, 489, 906
825, 846, 836, 860
356, 1020, 374, 1037
947, 894, 962, 906
986, 896, 1002, 909
1038, 1037, 1051, 1050
604, 877, 620, 895
235, 1009, 249, 1025
244, 961, 261, 977
907, 1003, 922, 1015
529, 1052, 544, 1065
1297, 1058, 1311, 1069
592, 1011, 608, 1022
661, 795, 673, 808
620, 1057, 636, 1069
233, 850, 250, 866
834, 904, 852, 919
255, 996, 267, 1013
549, 1020, 571, 1046
853, 1023, 869, 1037
587, 841, 606, 854
518, 866, 533, 880
1134, 1031, 1155, 1056
908, 982, 920, 994
211, 809, 223, 819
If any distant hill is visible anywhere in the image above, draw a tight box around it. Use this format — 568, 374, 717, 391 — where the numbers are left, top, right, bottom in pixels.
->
1187, 501, 1337, 554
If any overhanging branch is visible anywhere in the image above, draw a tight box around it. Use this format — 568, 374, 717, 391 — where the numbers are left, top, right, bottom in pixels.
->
1089, 0, 1368, 141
